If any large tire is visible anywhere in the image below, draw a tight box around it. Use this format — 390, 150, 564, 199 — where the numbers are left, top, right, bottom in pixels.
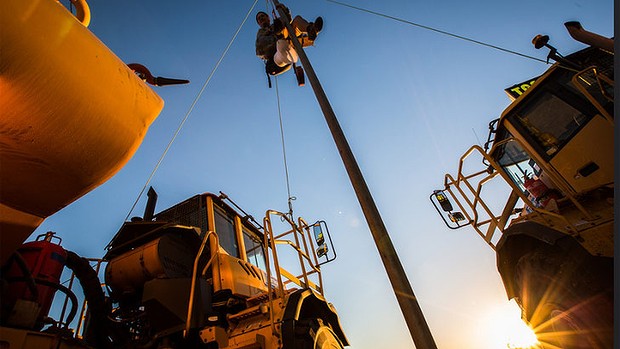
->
295, 318, 345, 349
514, 250, 613, 349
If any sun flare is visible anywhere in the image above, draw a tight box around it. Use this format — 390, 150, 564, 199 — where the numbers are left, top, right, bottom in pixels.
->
484, 300, 541, 349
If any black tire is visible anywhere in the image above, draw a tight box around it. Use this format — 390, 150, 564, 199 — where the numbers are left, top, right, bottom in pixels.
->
514, 250, 613, 349
295, 318, 345, 349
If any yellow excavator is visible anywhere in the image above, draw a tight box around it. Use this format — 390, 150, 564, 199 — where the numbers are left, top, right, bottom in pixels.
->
1, 1, 349, 348
431, 22, 613, 349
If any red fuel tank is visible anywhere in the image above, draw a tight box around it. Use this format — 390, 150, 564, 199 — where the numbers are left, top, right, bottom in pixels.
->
4, 232, 67, 328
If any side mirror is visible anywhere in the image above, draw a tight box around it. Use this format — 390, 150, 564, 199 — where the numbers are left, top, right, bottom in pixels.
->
433, 190, 453, 212
313, 224, 325, 245
313, 225, 328, 257
430, 190, 470, 229
449, 212, 466, 222
311, 221, 336, 265
316, 244, 328, 258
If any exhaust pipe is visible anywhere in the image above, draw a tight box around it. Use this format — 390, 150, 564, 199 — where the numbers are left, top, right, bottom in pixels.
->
564, 21, 613, 53
143, 187, 158, 221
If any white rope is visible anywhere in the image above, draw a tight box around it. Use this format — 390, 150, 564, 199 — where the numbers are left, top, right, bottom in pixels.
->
123, 0, 260, 221
274, 77, 296, 218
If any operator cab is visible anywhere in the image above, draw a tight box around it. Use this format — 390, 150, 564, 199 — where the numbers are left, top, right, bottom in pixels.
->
150, 193, 269, 297
491, 46, 613, 205
154, 193, 267, 270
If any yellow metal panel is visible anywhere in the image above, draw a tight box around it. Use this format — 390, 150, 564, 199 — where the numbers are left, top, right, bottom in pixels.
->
0, 0, 164, 259
218, 253, 269, 297
549, 115, 614, 193
105, 238, 165, 294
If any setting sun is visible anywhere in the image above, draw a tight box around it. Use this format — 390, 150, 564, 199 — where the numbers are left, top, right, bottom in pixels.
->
506, 321, 539, 349
483, 300, 541, 349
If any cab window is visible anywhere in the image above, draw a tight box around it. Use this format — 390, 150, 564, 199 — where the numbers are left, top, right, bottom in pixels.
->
243, 227, 266, 270
214, 207, 239, 258
508, 69, 596, 159
511, 93, 588, 158
494, 138, 534, 192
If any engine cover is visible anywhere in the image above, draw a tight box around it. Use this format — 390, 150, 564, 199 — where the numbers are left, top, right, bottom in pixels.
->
105, 234, 197, 294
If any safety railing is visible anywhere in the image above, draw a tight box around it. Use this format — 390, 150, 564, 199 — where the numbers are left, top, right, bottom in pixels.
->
262, 210, 324, 298
438, 140, 585, 250
572, 66, 614, 125
184, 230, 219, 338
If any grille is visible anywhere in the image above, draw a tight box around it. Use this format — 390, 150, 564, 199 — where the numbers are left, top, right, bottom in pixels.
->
155, 195, 208, 233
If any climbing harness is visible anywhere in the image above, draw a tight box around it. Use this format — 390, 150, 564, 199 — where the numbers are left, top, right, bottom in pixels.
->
265, 58, 292, 87
265, 61, 305, 88
262, 1, 309, 88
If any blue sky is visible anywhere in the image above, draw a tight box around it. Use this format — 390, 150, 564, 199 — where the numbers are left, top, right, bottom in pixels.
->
37, 1, 613, 348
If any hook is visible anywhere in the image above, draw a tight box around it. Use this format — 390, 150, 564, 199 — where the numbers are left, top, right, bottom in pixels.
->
127, 63, 190, 86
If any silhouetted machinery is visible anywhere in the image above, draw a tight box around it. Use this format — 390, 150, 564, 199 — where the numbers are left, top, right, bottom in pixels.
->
2, 190, 348, 348
431, 22, 613, 349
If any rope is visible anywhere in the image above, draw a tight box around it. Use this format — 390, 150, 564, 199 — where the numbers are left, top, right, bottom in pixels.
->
325, 0, 549, 64
263, 0, 295, 219
274, 77, 296, 218
123, 0, 260, 221
265, 0, 276, 19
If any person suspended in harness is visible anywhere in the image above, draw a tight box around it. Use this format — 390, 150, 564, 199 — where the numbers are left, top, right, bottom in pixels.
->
255, 4, 323, 86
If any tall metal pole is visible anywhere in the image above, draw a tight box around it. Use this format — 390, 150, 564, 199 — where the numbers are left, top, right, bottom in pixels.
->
272, 3, 437, 348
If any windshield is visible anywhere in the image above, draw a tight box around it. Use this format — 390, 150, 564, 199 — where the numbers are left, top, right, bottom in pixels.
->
510, 93, 589, 158
507, 68, 596, 160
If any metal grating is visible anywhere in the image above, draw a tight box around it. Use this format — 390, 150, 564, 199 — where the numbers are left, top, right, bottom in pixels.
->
155, 195, 208, 233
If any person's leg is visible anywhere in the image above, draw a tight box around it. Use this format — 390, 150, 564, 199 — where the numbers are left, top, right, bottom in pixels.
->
307, 17, 323, 40
291, 15, 309, 37
274, 39, 298, 67
291, 15, 322, 40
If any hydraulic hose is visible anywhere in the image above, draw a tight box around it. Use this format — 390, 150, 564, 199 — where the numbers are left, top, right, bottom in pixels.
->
3, 277, 78, 327
65, 251, 113, 349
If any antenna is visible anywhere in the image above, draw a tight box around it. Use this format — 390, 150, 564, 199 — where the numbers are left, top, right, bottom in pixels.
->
472, 128, 482, 147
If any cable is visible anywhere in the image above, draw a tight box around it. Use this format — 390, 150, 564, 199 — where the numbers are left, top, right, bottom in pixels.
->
325, 0, 549, 64
274, 77, 296, 218
124, 0, 260, 221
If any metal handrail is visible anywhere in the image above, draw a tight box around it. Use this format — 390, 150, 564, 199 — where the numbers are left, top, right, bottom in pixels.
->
297, 217, 324, 292
263, 210, 323, 296
184, 231, 218, 338
572, 66, 614, 125
442, 139, 587, 249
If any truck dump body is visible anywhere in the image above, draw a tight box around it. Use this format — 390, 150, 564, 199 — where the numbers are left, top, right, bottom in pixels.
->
0, 0, 164, 263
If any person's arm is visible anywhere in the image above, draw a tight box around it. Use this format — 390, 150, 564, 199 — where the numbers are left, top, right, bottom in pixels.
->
256, 30, 268, 57
272, 19, 284, 35
275, 3, 291, 21
256, 28, 275, 58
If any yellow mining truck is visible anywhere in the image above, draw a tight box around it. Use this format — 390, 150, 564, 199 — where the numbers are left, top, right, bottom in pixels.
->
1, 190, 349, 349
431, 22, 613, 349
1, 1, 348, 348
